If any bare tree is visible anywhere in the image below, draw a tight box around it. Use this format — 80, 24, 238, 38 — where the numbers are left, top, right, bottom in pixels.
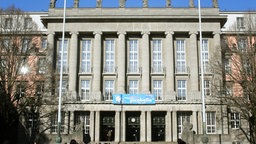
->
0, 6, 48, 143
212, 12, 256, 144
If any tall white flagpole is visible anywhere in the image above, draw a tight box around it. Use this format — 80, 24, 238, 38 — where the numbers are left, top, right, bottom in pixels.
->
56, 0, 67, 143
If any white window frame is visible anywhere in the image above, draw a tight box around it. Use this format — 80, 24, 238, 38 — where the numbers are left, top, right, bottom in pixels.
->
105, 39, 115, 73
80, 80, 90, 101
50, 112, 65, 133
129, 39, 139, 73
75, 112, 90, 134
176, 39, 186, 73
206, 112, 216, 134
202, 39, 209, 72
5, 18, 12, 29
237, 17, 245, 29
231, 112, 240, 129
81, 39, 92, 73
204, 80, 211, 96
41, 38, 47, 50
177, 112, 191, 136
177, 80, 186, 101
22, 39, 30, 53
104, 80, 114, 101
129, 80, 138, 94
153, 80, 163, 101
224, 58, 231, 74
238, 38, 247, 52
57, 39, 68, 73
24, 17, 32, 29
152, 39, 162, 73
38, 57, 46, 74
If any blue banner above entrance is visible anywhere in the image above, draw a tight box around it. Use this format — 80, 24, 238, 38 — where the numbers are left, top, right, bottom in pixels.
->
113, 94, 156, 105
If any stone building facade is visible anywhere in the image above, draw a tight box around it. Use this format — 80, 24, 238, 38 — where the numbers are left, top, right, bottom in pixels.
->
40, 0, 240, 143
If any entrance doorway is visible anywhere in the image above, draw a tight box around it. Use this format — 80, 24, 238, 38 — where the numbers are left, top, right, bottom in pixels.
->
100, 112, 115, 141
152, 111, 166, 141
126, 111, 140, 142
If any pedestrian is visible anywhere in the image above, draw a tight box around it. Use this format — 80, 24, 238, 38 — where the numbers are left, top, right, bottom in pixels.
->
70, 139, 78, 144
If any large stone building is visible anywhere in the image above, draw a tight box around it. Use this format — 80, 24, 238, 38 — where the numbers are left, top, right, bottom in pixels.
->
38, 0, 251, 143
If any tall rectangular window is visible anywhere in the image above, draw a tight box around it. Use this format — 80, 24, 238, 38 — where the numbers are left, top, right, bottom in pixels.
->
57, 40, 68, 73
177, 112, 191, 135
224, 58, 231, 74
104, 80, 114, 101
41, 38, 47, 50
75, 112, 90, 134
5, 18, 12, 29
22, 39, 30, 53
38, 57, 46, 74
129, 80, 138, 94
237, 17, 244, 29
153, 80, 162, 100
57, 80, 67, 96
81, 80, 90, 101
24, 18, 32, 29
238, 38, 247, 52
202, 39, 209, 72
129, 39, 139, 73
206, 112, 216, 134
105, 40, 115, 72
176, 40, 186, 73
50, 112, 65, 133
36, 82, 44, 97
231, 112, 240, 129
204, 80, 211, 96
177, 80, 186, 100
152, 39, 162, 73
81, 40, 91, 73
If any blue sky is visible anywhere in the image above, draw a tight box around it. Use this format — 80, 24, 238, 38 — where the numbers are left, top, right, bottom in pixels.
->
0, 0, 255, 12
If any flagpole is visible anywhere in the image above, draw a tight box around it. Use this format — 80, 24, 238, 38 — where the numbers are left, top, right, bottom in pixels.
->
198, 0, 208, 143
56, 0, 67, 143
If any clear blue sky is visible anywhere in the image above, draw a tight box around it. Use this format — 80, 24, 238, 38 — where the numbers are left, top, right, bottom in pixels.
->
0, 0, 255, 12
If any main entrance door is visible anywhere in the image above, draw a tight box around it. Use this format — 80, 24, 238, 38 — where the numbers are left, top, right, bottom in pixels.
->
126, 111, 140, 142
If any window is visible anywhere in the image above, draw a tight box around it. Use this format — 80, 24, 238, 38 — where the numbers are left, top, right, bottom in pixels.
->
50, 112, 65, 133
22, 39, 30, 53
129, 80, 138, 94
24, 18, 32, 29
3, 39, 10, 50
36, 82, 44, 97
152, 39, 162, 73
104, 40, 115, 73
128, 39, 139, 73
41, 38, 47, 50
224, 82, 233, 96
231, 112, 240, 129
177, 80, 186, 100
74, 112, 90, 134
81, 80, 90, 101
16, 82, 26, 99
224, 58, 231, 74
57, 40, 68, 73
153, 80, 162, 100
206, 112, 216, 134
204, 80, 211, 96
238, 38, 247, 52
243, 59, 251, 74
5, 18, 12, 29
81, 40, 91, 73
176, 40, 186, 73
104, 80, 114, 101
38, 57, 46, 74
177, 112, 191, 135
56, 80, 67, 96
237, 17, 244, 29
202, 39, 209, 72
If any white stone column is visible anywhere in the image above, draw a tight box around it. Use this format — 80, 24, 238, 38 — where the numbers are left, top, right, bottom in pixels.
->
198, 111, 203, 134
95, 111, 100, 142
64, 111, 69, 134
45, 32, 55, 97
166, 111, 172, 142
117, 31, 126, 94
189, 31, 199, 91
93, 32, 102, 101
140, 111, 146, 142
172, 110, 177, 142
165, 31, 174, 100
213, 31, 221, 56
192, 111, 198, 134
115, 111, 121, 142
146, 111, 151, 142
121, 111, 126, 141
141, 31, 150, 93
69, 32, 79, 93
90, 111, 95, 141
70, 111, 75, 133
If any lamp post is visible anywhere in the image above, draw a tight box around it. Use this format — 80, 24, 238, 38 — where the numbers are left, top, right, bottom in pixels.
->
56, 0, 67, 143
198, 0, 208, 143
